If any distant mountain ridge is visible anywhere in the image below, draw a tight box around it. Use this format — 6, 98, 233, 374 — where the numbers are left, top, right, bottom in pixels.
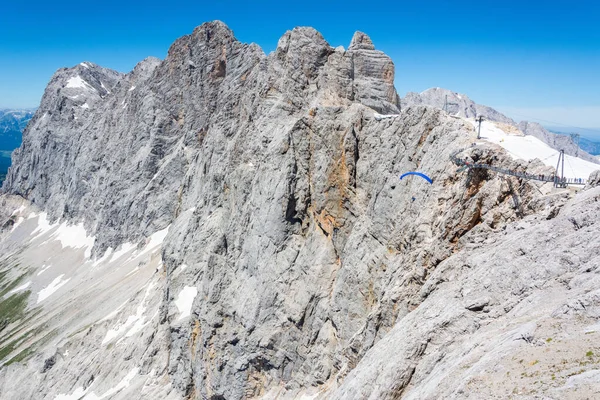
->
518, 121, 600, 164
401, 87, 515, 125
401, 88, 600, 164
0, 108, 35, 185
0, 109, 35, 149
578, 137, 600, 156
546, 128, 600, 156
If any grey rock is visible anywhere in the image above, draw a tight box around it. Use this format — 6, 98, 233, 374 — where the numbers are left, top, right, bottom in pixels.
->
464, 296, 490, 312
585, 169, 600, 188
401, 87, 516, 124
347, 32, 398, 114
349, 31, 375, 50
519, 121, 600, 164
0, 20, 598, 400
330, 185, 600, 399
3, 22, 400, 256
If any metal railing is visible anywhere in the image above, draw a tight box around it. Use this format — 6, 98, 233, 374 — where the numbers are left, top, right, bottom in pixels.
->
450, 147, 587, 186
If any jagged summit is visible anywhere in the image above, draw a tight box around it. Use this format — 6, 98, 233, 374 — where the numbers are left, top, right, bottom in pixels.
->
191, 19, 232, 35
402, 87, 515, 124
349, 31, 375, 50
3, 20, 400, 253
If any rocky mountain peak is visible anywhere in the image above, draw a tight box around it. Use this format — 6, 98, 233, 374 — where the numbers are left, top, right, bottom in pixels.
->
45, 62, 122, 104
275, 26, 331, 62
3, 21, 402, 251
6, 21, 599, 400
190, 19, 236, 45
402, 87, 515, 124
129, 56, 161, 82
349, 31, 375, 51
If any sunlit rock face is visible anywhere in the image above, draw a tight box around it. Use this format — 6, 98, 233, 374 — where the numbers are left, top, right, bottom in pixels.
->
1, 21, 599, 400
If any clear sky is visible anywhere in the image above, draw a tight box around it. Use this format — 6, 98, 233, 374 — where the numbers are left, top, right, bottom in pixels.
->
1, 0, 599, 136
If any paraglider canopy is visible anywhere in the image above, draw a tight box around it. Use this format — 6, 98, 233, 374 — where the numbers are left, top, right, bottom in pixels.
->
399, 172, 433, 184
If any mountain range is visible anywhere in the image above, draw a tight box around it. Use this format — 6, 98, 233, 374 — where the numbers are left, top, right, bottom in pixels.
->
547, 129, 600, 156
401, 88, 600, 163
0, 109, 35, 148
0, 21, 599, 399
0, 109, 35, 185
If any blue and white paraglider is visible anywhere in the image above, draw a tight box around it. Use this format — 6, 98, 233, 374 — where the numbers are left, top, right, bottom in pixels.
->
399, 172, 432, 202
399, 172, 433, 184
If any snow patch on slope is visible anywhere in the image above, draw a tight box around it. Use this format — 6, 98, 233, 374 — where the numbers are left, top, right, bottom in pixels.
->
109, 242, 136, 263
11, 205, 26, 215
37, 264, 52, 276
54, 386, 88, 400
374, 112, 400, 121
37, 274, 70, 303
31, 212, 52, 237
92, 247, 113, 267
146, 227, 169, 249
100, 81, 111, 94
472, 120, 600, 180
102, 281, 156, 345
65, 76, 94, 91
52, 222, 96, 258
175, 286, 198, 321
53, 367, 139, 400
8, 281, 31, 294
134, 226, 170, 259
30, 212, 95, 258
103, 226, 169, 265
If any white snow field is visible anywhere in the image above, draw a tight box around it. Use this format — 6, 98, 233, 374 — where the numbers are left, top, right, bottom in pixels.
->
65, 76, 94, 91
469, 119, 600, 180
36, 274, 70, 303
28, 212, 96, 258
0, 202, 172, 399
175, 286, 198, 321
54, 367, 139, 400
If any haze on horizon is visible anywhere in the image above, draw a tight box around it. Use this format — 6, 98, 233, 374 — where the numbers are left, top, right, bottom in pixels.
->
1, 0, 599, 136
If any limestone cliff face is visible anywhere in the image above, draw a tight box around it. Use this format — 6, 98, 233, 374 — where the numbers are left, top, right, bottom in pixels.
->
4, 22, 399, 255
1, 21, 598, 400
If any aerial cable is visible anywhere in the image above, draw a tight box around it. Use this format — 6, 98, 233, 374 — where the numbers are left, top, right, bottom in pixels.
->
565, 155, 577, 178
541, 152, 557, 162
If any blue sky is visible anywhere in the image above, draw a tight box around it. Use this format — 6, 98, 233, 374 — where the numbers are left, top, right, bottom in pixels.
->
1, 0, 599, 136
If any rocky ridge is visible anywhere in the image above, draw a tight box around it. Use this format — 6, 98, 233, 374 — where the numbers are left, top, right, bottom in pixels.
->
401, 88, 600, 166
401, 87, 515, 125
0, 21, 599, 400
519, 121, 599, 164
